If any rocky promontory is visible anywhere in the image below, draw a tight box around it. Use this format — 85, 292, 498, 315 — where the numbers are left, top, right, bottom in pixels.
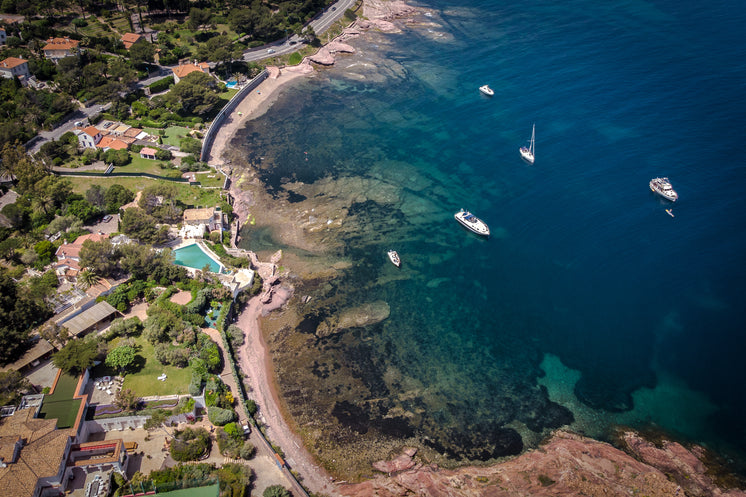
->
337, 430, 746, 497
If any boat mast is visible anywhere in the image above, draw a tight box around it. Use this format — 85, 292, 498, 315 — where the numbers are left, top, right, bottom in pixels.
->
530, 124, 535, 155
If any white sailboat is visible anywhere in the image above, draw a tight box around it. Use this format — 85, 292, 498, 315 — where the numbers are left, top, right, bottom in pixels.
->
519, 124, 535, 164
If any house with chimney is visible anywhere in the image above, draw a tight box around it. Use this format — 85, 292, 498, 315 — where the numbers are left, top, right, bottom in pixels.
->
172, 62, 210, 83
42, 37, 80, 62
75, 126, 102, 149
54, 233, 108, 282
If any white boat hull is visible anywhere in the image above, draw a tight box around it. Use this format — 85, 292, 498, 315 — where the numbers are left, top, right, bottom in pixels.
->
479, 85, 494, 96
519, 147, 534, 164
454, 210, 490, 237
387, 250, 401, 267
649, 177, 678, 202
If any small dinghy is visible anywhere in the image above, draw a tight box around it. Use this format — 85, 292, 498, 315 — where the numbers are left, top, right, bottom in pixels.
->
387, 250, 401, 267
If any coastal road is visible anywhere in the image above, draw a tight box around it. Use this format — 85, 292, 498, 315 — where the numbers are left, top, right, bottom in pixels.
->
243, 0, 358, 63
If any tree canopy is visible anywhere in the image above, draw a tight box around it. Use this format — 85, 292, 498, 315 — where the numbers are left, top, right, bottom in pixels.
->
52, 337, 99, 375
105, 344, 137, 373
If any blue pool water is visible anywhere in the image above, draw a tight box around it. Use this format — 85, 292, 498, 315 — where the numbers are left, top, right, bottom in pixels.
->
225, 81, 238, 89
172, 244, 222, 273
233, 0, 746, 469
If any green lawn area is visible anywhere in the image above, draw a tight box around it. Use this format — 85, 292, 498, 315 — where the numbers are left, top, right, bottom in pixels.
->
92, 336, 192, 397
144, 126, 192, 148
67, 177, 223, 209
191, 172, 225, 188
38, 372, 82, 429
120, 154, 175, 175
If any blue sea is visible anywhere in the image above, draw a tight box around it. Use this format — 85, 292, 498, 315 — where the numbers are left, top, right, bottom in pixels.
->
235, 0, 746, 472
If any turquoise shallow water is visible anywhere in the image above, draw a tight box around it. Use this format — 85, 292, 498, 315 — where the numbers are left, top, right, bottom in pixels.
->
235, 0, 746, 467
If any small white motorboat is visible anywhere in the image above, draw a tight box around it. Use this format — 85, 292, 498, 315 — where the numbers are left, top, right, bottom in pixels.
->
650, 177, 678, 202
454, 209, 490, 237
479, 85, 494, 96
387, 250, 401, 267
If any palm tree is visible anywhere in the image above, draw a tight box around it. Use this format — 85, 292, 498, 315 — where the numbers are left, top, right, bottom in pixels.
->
78, 268, 101, 290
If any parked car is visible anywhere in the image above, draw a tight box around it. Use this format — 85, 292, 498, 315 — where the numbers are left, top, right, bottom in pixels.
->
102, 215, 112, 223
267, 48, 275, 54
242, 423, 251, 435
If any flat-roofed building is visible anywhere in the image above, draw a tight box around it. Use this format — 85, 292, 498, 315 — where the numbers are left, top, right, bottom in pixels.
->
57, 301, 119, 338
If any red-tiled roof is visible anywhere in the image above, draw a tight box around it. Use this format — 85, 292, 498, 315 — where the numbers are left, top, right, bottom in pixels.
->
43, 37, 80, 51
0, 57, 27, 69
172, 63, 208, 79
54, 233, 108, 260
121, 33, 143, 49
82, 126, 100, 137
97, 136, 129, 150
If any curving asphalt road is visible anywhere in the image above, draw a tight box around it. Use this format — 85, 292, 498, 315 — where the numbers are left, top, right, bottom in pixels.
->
243, 0, 358, 62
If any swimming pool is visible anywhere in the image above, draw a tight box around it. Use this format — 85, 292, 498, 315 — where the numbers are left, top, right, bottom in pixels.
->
225, 81, 237, 89
172, 243, 223, 273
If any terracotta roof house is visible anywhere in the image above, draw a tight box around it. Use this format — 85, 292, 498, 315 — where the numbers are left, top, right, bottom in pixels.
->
42, 37, 80, 61
55, 233, 108, 261
75, 126, 102, 148
0, 57, 30, 84
0, 370, 129, 497
120, 32, 144, 50
139, 147, 158, 160
0, 404, 75, 497
96, 135, 129, 151
172, 62, 209, 83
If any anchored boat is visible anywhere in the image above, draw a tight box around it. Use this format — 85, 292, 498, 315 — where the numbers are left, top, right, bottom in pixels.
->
454, 209, 490, 237
479, 85, 494, 96
387, 250, 401, 267
650, 177, 678, 202
519, 123, 535, 164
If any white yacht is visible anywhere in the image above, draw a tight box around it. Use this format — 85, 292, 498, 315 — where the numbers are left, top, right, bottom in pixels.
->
387, 250, 401, 267
519, 124, 535, 164
479, 85, 494, 97
649, 177, 678, 202
454, 209, 490, 237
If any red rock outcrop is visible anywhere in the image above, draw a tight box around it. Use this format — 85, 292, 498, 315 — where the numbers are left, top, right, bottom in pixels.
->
337, 431, 745, 497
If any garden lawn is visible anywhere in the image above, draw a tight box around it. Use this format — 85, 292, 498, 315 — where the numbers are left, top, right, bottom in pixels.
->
38, 372, 82, 429
144, 126, 192, 148
119, 335, 193, 396
119, 154, 175, 175
67, 177, 223, 209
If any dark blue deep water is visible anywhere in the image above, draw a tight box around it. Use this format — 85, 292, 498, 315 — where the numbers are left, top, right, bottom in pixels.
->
235, 0, 746, 468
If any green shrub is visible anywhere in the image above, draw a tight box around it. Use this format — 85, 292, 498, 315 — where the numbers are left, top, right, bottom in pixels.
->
148, 76, 174, 93
207, 406, 235, 426
170, 427, 211, 461
240, 441, 256, 460
188, 371, 203, 396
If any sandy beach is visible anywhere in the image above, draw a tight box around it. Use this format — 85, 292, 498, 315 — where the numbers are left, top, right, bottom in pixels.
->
206, 64, 313, 167
236, 297, 340, 496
